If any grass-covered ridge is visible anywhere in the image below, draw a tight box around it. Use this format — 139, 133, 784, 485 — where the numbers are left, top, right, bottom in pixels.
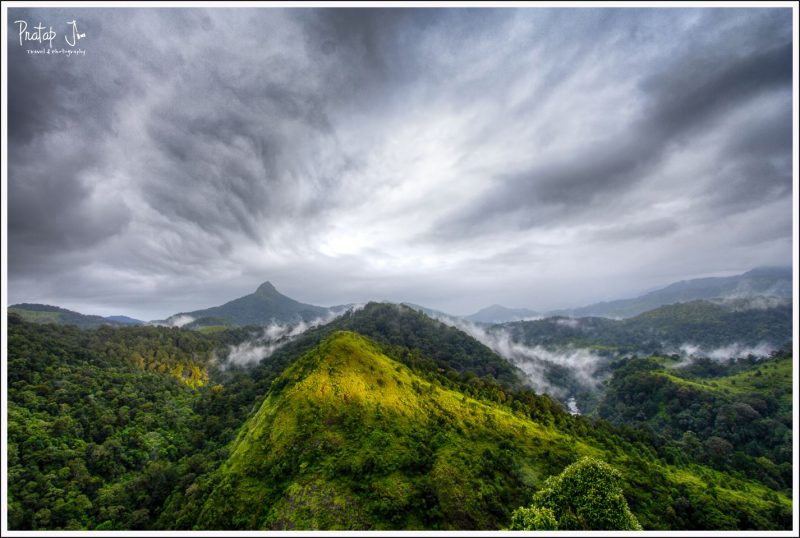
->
195, 331, 791, 530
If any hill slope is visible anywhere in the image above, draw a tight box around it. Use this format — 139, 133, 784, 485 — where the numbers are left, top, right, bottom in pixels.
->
194, 331, 791, 530
8, 303, 126, 329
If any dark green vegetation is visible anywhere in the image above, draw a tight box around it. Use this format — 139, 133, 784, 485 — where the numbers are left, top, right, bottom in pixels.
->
500, 299, 792, 356
170, 281, 330, 326
510, 457, 641, 530
5, 301, 794, 531
550, 266, 791, 318
8, 304, 129, 329
597, 350, 793, 494
6, 314, 248, 529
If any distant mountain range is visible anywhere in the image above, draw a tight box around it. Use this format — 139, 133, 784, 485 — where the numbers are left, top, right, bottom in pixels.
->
8, 267, 792, 330
547, 267, 792, 319
461, 266, 792, 322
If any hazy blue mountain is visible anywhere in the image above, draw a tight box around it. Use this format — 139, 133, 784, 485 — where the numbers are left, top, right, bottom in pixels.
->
464, 304, 540, 324
105, 315, 144, 325
167, 281, 330, 327
550, 267, 792, 319
8, 303, 125, 329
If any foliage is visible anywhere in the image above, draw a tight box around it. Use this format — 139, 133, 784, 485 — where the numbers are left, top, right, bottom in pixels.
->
193, 331, 791, 531
510, 457, 641, 530
509, 506, 558, 530
596, 351, 793, 493
6, 315, 201, 529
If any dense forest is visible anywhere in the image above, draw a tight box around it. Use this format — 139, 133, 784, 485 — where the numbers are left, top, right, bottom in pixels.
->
5, 303, 794, 530
596, 351, 793, 492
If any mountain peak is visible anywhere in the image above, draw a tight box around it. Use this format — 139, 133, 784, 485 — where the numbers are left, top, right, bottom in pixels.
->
255, 281, 279, 296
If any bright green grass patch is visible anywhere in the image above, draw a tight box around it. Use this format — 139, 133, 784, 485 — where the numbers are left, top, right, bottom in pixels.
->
658, 356, 793, 411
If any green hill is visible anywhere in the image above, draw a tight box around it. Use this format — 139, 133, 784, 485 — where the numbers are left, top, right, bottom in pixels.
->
8, 304, 127, 329
215, 302, 524, 389
172, 281, 329, 327
193, 331, 791, 530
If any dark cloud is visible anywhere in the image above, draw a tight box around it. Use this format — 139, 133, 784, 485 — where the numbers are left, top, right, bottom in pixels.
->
6, 8, 794, 319
436, 11, 792, 238
643, 41, 791, 140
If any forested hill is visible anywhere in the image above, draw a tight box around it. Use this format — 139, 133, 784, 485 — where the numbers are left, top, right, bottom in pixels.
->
6, 312, 793, 530
189, 330, 790, 530
596, 352, 793, 492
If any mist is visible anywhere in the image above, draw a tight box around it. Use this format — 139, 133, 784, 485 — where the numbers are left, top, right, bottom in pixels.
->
427, 312, 606, 398
222, 305, 365, 368
677, 342, 777, 362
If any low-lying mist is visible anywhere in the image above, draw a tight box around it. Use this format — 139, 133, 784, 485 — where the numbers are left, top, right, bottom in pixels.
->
221, 305, 366, 368
427, 313, 606, 399
675, 342, 777, 362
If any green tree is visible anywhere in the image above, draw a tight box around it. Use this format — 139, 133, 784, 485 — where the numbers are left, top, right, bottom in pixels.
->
509, 457, 642, 530
509, 506, 559, 530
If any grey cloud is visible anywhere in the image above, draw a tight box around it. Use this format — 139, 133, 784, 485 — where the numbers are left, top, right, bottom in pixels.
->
6, 8, 794, 320
434, 11, 791, 238
642, 41, 791, 141
590, 218, 679, 243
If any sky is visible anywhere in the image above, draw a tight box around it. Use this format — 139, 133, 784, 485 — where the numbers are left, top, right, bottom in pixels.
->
5, 7, 795, 321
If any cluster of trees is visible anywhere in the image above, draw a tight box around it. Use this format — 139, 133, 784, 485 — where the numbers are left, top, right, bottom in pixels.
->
7, 316, 200, 529
596, 351, 793, 493
510, 457, 641, 530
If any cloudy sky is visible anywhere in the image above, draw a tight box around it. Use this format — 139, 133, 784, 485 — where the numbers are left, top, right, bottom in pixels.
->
6, 7, 795, 320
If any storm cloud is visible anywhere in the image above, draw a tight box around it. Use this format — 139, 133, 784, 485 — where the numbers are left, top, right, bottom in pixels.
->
6, 7, 794, 320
